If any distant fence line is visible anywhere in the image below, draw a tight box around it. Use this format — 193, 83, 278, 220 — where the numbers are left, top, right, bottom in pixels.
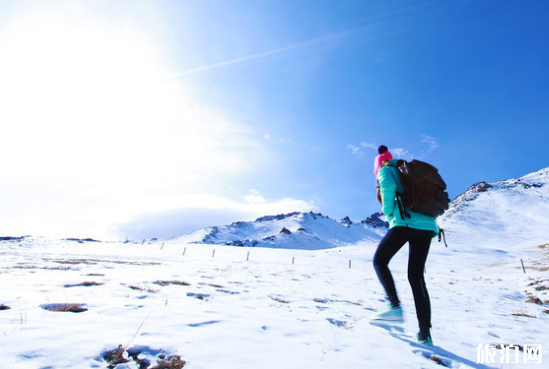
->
151, 242, 370, 270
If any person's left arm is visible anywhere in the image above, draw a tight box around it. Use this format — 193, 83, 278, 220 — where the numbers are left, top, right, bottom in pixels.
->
377, 167, 397, 217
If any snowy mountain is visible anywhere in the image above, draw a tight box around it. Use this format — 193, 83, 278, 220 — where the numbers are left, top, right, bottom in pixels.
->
439, 166, 549, 248
168, 211, 387, 250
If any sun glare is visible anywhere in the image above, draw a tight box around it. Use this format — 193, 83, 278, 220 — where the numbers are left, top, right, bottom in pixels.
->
0, 11, 168, 172
0, 10, 254, 182
0, 7, 266, 238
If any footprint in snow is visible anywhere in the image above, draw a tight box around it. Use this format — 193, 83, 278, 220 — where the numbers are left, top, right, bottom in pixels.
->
215, 289, 240, 294
327, 318, 353, 330
270, 294, 290, 303
188, 320, 221, 328
186, 292, 210, 300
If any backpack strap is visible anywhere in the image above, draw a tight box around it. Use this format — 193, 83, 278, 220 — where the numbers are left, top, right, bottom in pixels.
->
396, 193, 411, 219
387, 161, 411, 220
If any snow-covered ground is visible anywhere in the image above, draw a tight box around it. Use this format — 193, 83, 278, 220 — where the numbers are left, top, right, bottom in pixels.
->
1, 168, 548, 369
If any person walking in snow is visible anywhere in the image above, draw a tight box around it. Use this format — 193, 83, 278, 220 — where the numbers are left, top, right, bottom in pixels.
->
372, 151, 438, 347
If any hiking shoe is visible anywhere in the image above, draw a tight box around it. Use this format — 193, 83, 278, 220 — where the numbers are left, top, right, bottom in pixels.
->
416, 332, 434, 347
373, 305, 403, 322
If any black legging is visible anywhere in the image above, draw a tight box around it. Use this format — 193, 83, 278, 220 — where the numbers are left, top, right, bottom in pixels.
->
373, 226, 433, 335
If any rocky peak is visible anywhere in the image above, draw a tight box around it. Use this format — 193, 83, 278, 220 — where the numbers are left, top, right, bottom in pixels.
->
453, 181, 493, 204
361, 212, 388, 228
340, 216, 353, 226
280, 227, 292, 235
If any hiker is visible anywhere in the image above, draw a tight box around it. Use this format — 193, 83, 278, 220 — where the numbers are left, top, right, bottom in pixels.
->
372, 154, 439, 347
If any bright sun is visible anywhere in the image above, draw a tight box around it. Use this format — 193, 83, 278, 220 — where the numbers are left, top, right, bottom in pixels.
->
0, 9, 246, 185
0, 10, 172, 175
0, 7, 263, 237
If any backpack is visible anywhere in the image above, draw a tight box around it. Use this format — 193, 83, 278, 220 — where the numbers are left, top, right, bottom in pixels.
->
391, 159, 450, 218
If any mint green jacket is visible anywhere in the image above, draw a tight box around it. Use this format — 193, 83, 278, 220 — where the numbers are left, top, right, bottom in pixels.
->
377, 159, 439, 237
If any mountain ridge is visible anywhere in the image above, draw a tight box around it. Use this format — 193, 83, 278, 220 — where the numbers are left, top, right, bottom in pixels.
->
168, 211, 386, 250
438, 166, 549, 248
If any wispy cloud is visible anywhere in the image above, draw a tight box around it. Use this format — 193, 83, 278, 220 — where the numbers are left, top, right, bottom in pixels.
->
360, 142, 378, 150
348, 141, 421, 161
347, 141, 378, 155
422, 134, 440, 153
162, 6, 432, 80
391, 148, 413, 160
391, 136, 439, 161
347, 144, 361, 155
163, 42, 312, 79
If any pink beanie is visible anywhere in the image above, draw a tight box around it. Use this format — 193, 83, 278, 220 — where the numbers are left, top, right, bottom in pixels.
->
374, 151, 393, 176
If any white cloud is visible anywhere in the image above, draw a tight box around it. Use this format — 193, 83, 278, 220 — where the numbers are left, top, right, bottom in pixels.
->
112, 191, 317, 239
347, 144, 361, 155
244, 189, 267, 204
347, 142, 378, 155
391, 148, 413, 160
360, 142, 378, 150
422, 135, 440, 153
245, 196, 316, 218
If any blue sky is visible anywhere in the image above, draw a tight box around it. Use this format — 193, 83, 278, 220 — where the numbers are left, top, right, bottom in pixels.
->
0, 0, 547, 240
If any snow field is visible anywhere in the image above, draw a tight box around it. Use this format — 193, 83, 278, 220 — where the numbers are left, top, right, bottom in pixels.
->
1, 232, 547, 369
